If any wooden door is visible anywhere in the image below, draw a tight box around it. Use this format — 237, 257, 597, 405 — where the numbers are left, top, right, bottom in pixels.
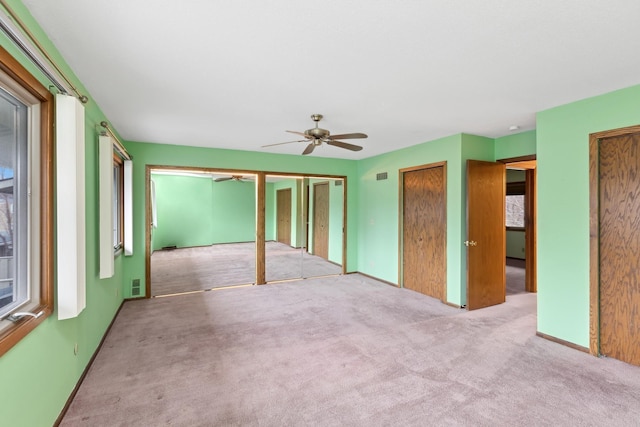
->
312, 182, 329, 259
466, 160, 506, 310
276, 188, 291, 245
402, 165, 446, 300
598, 132, 640, 366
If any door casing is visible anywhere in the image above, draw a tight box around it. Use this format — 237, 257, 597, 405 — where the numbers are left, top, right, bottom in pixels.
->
589, 124, 640, 363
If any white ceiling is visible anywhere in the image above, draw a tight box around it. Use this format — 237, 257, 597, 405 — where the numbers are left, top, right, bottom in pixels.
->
21, 0, 640, 160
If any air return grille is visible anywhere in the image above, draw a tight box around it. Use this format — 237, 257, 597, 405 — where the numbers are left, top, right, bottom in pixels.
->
131, 279, 141, 296
376, 172, 388, 181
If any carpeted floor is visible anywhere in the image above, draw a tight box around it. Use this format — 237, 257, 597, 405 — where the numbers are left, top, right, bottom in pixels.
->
151, 241, 342, 296
61, 274, 640, 426
506, 257, 526, 295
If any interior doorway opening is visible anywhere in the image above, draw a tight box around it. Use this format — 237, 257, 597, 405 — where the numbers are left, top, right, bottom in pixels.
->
502, 157, 537, 297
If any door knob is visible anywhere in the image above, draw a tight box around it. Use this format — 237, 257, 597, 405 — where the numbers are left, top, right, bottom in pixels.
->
464, 240, 477, 247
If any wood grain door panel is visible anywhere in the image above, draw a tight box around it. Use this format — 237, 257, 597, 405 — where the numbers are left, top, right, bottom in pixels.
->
466, 160, 506, 310
599, 132, 640, 366
402, 165, 446, 301
276, 188, 291, 245
313, 182, 329, 259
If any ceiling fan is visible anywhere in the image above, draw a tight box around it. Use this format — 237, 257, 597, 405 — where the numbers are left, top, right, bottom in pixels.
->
213, 175, 252, 182
263, 114, 367, 155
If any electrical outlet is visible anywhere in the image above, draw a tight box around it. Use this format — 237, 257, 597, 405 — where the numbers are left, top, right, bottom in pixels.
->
74, 343, 78, 356
115, 287, 119, 297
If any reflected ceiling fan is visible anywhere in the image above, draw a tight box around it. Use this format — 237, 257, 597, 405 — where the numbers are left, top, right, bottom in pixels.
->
213, 175, 253, 182
263, 114, 367, 155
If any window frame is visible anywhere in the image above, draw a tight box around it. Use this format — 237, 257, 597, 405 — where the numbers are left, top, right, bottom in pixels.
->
506, 181, 526, 231
113, 152, 124, 253
0, 46, 54, 357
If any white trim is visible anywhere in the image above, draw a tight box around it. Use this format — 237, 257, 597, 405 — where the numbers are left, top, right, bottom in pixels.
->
55, 94, 86, 320
123, 159, 133, 256
98, 135, 114, 278
150, 179, 158, 228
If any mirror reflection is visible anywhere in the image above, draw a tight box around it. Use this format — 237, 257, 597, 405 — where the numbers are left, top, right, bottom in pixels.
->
265, 175, 344, 283
149, 170, 257, 296
147, 169, 346, 296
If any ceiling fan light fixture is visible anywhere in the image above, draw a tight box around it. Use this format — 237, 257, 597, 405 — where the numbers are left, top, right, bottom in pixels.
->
262, 114, 367, 155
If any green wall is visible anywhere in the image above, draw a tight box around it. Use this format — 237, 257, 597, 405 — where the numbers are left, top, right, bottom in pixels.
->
495, 130, 536, 159
211, 179, 256, 244
152, 174, 214, 249
328, 179, 344, 264
536, 83, 640, 347
506, 231, 525, 259
0, 1, 125, 425
151, 174, 256, 251
357, 134, 465, 304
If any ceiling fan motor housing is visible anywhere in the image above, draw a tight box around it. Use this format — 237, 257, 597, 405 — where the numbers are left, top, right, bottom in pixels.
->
305, 127, 330, 139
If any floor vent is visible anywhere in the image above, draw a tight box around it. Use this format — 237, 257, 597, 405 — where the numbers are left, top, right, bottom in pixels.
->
131, 279, 141, 296
376, 172, 388, 181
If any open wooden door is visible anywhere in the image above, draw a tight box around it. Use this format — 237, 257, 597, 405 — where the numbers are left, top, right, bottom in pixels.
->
466, 160, 506, 310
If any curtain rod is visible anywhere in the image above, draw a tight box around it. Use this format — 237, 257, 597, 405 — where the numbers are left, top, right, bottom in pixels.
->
0, 0, 88, 103
100, 121, 131, 160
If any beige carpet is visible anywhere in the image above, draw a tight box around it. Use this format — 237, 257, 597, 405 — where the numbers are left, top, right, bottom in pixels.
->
60, 274, 640, 426
151, 241, 342, 296
506, 257, 526, 295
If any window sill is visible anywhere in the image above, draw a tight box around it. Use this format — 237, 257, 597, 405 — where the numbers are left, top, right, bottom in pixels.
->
0, 305, 51, 357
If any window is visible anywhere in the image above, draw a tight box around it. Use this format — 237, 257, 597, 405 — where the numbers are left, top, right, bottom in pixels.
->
506, 181, 525, 230
0, 47, 54, 356
113, 153, 124, 252
0, 87, 28, 318
99, 134, 131, 278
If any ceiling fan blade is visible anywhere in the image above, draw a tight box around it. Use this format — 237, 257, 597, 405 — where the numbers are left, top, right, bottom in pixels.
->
214, 177, 233, 182
326, 140, 363, 152
302, 143, 316, 155
286, 130, 308, 138
262, 139, 309, 148
328, 132, 368, 140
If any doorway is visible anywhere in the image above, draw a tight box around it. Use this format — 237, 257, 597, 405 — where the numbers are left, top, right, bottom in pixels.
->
589, 125, 640, 366
504, 158, 537, 295
399, 162, 447, 301
465, 156, 537, 310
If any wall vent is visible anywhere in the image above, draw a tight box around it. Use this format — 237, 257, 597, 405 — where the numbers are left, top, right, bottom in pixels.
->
335, 180, 343, 186
376, 172, 388, 181
131, 279, 141, 296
